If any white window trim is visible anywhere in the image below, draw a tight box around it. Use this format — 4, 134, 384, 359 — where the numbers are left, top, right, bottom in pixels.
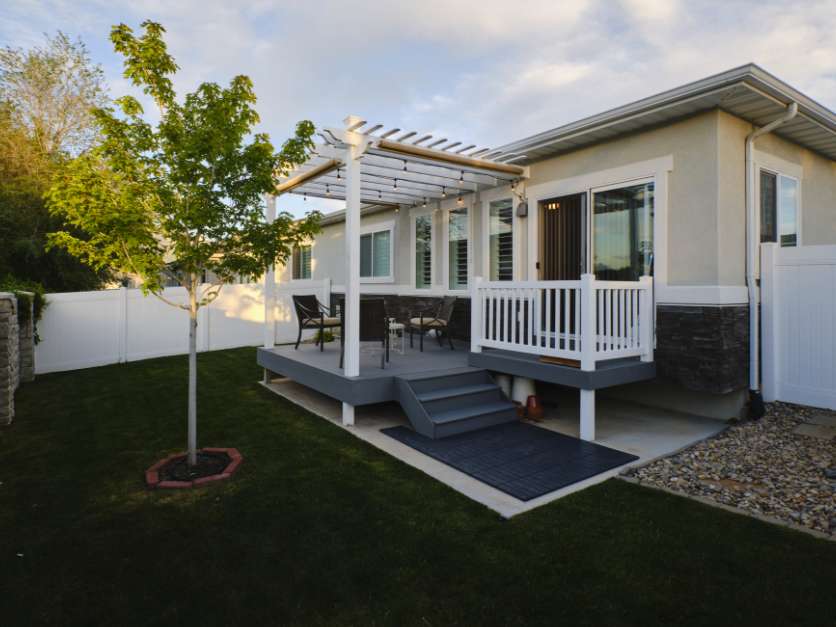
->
481, 185, 520, 282
755, 166, 802, 248
290, 243, 313, 281
359, 221, 395, 284
442, 203, 472, 294
526, 155, 673, 291
410, 209, 436, 290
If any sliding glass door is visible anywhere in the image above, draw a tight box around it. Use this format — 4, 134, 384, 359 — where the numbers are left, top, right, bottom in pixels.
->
592, 181, 654, 281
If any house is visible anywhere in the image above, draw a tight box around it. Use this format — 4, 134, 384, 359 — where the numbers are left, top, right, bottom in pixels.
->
258, 64, 836, 444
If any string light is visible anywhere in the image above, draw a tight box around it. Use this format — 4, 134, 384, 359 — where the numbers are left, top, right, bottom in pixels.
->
393, 178, 398, 190
403, 160, 408, 171
378, 189, 382, 200
458, 170, 464, 185
423, 197, 427, 207
456, 195, 463, 206
441, 186, 447, 198
336, 168, 341, 180
326, 184, 330, 196
303, 192, 307, 201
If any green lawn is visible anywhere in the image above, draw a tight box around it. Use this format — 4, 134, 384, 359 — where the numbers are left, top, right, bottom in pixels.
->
1, 348, 834, 626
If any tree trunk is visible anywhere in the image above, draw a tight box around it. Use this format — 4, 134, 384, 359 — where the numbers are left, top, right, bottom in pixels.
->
187, 289, 198, 467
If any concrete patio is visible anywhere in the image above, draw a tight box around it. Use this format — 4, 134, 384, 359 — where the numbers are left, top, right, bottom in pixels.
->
261, 375, 726, 517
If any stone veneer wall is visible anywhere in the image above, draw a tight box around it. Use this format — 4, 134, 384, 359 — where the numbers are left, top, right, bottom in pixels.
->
0, 293, 20, 426
654, 304, 749, 394
17, 293, 35, 383
330, 294, 472, 341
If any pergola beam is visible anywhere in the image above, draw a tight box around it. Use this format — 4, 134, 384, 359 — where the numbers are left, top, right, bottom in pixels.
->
275, 158, 341, 194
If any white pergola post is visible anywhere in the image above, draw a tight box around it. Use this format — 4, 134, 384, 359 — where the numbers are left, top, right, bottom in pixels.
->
263, 193, 277, 349
342, 116, 364, 425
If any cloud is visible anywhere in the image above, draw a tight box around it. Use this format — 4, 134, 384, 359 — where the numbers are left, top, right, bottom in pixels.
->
2, 0, 834, 216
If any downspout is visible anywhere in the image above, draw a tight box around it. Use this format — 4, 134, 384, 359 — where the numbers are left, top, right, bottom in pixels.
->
745, 101, 797, 418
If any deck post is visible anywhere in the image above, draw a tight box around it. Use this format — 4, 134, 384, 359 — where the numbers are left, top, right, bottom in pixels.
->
263, 193, 277, 349
470, 276, 482, 353
579, 274, 596, 441
580, 389, 595, 441
639, 275, 653, 362
342, 402, 355, 426
343, 116, 363, 378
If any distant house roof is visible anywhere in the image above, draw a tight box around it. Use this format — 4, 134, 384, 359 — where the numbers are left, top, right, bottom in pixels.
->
498, 64, 836, 163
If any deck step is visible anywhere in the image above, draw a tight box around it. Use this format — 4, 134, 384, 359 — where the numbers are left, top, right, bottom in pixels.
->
416, 383, 498, 403
395, 369, 517, 439
429, 401, 517, 424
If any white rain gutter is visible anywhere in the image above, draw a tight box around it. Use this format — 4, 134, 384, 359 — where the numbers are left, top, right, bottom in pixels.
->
745, 101, 797, 414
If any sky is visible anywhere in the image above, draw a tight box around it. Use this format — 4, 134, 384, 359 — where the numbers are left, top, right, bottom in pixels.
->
2, 0, 835, 216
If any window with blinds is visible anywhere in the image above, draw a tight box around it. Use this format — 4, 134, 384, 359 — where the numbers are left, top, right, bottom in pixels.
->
292, 245, 312, 280
360, 229, 391, 279
592, 182, 654, 281
489, 199, 513, 281
415, 214, 432, 289
448, 207, 468, 289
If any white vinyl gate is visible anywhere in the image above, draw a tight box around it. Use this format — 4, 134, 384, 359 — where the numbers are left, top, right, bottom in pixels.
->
761, 243, 836, 410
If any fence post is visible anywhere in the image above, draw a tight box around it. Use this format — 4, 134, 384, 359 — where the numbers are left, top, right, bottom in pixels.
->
118, 286, 128, 363
639, 275, 653, 363
470, 276, 482, 353
760, 243, 777, 402
580, 274, 596, 371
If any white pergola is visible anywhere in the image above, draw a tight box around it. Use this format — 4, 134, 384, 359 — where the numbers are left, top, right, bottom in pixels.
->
268, 115, 528, 425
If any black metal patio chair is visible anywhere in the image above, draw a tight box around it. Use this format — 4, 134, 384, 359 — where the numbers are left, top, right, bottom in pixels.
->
292, 294, 341, 351
408, 296, 457, 352
339, 298, 390, 369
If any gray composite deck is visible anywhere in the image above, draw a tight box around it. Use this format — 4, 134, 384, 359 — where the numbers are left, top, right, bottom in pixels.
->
257, 340, 479, 406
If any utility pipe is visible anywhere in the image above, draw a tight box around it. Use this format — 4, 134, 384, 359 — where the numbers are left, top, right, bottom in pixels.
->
745, 102, 797, 417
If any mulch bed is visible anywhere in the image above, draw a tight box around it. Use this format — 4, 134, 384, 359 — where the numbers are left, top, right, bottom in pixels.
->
145, 447, 242, 489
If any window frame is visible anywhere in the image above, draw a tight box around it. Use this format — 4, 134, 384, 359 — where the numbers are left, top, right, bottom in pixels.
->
291, 244, 312, 281
758, 167, 801, 248
410, 209, 436, 290
443, 203, 471, 293
359, 221, 395, 284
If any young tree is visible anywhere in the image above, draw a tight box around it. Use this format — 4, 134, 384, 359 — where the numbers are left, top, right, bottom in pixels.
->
46, 21, 320, 466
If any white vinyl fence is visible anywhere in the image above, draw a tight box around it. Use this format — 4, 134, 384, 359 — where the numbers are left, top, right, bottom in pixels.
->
762, 243, 836, 410
35, 279, 331, 374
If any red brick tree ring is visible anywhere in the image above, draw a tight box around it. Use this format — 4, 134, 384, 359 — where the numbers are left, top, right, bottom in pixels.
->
146, 448, 242, 489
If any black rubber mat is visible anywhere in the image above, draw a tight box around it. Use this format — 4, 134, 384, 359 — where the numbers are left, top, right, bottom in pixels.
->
381, 422, 639, 501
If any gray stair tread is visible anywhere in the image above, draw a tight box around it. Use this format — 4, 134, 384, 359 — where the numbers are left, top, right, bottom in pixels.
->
416, 383, 498, 402
429, 401, 517, 425
396, 367, 483, 382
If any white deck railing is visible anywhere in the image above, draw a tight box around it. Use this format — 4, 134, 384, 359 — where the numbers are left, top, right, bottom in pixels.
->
470, 274, 653, 370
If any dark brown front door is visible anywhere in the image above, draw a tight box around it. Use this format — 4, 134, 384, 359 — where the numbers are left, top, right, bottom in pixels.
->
540, 193, 586, 280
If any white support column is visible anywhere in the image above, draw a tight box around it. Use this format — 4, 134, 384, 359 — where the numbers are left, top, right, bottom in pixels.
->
342, 402, 355, 426
579, 273, 596, 441
639, 275, 653, 362
342, 115, 363, 379
580, 389, 595, 441
263, 194, 277, 349
470, 276, 482, 353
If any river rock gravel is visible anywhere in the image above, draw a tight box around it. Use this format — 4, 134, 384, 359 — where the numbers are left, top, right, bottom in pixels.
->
626, 402, 835, 536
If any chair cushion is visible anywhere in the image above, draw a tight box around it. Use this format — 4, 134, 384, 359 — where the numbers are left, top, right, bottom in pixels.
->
410, 317, 446, 328
302, 316, 341, 327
